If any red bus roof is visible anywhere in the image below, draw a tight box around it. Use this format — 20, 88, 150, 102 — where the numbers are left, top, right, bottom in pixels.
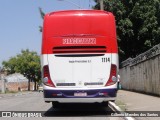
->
42, 10, 118, 54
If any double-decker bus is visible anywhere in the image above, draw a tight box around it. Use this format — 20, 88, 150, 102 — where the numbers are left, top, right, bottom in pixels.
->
41, 10, 118, 106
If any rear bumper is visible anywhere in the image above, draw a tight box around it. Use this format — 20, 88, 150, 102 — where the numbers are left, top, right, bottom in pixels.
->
43, 88, 117, 103
44, 97, 116, 103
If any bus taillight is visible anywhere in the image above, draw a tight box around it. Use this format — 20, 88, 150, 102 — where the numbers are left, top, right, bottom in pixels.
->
43, 65, 55, 87
105, 64, 117, 86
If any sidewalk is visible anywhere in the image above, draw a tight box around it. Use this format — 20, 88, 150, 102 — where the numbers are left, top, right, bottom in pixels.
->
116, 90, 160, 119
0, 91, 33, 98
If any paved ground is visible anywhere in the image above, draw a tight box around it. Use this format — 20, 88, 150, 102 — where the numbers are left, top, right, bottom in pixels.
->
116, 90, 160, 120
1, 90, 159, 120
0, 91, 122, 120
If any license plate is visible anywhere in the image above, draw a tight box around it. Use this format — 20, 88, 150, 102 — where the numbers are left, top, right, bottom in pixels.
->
74, 92, 87, 96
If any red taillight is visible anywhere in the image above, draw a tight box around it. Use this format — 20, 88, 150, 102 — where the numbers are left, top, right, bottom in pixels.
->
43, 65, 55, 87
105, 64, 117, 86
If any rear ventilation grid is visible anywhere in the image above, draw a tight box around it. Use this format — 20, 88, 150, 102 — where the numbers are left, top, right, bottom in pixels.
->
56, 83, 76, 86
53, 46, 106, 54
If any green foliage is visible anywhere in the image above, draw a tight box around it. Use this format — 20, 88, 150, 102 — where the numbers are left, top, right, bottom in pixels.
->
94, 0, 160, 61
2, 49, 41, 83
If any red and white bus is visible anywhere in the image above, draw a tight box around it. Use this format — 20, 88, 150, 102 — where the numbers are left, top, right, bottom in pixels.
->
41, 10, 118, 106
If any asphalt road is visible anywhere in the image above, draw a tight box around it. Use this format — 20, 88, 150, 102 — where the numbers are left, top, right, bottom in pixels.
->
0, 92, 123, 120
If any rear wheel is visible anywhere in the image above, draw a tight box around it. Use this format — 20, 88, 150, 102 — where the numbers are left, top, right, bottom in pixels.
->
102, 101, 108, 107
52, 102, 60, 108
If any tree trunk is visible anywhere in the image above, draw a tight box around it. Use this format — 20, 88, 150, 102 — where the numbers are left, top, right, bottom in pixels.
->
34, 80, 37, 91
28, 79, 30, 91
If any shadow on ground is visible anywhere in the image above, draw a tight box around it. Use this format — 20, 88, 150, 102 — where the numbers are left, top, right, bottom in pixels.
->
44, 103, 114, 117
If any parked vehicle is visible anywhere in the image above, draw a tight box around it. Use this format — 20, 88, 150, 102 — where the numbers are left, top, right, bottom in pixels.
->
41, 10, 119, 105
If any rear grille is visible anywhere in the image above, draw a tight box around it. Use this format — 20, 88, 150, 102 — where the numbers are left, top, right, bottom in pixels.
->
56, 83, 76, 86
55, 54, 105, 57
53, 46, 106, 54
84, 82, 103, 86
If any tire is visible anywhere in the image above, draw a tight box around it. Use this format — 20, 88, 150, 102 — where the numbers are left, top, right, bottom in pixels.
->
52, 102, 60, 108
111, 100, 115, 102
102, 101, 108, 107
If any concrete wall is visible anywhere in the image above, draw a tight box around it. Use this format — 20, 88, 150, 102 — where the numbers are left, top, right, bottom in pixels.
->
0, 73, 34, 92
6, 82, 34, 91
0, 80, 34, 92
119, 44, 160, 96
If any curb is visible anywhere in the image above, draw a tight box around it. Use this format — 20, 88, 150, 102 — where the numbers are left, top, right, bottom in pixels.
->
0, 92, 33, 98
109, 101, 135, 120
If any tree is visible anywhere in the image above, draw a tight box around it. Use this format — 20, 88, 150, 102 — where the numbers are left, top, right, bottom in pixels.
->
2, 49, 41, 91
94, 0, 160, 61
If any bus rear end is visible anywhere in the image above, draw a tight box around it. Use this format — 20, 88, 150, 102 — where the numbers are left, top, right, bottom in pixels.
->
41, 10, 118, 104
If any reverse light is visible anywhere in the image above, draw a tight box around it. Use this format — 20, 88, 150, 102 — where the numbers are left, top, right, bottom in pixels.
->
43, 77, 48, 83
112, 76, 117, 82
105, 64, 117, 86
43, 65, 55, 87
